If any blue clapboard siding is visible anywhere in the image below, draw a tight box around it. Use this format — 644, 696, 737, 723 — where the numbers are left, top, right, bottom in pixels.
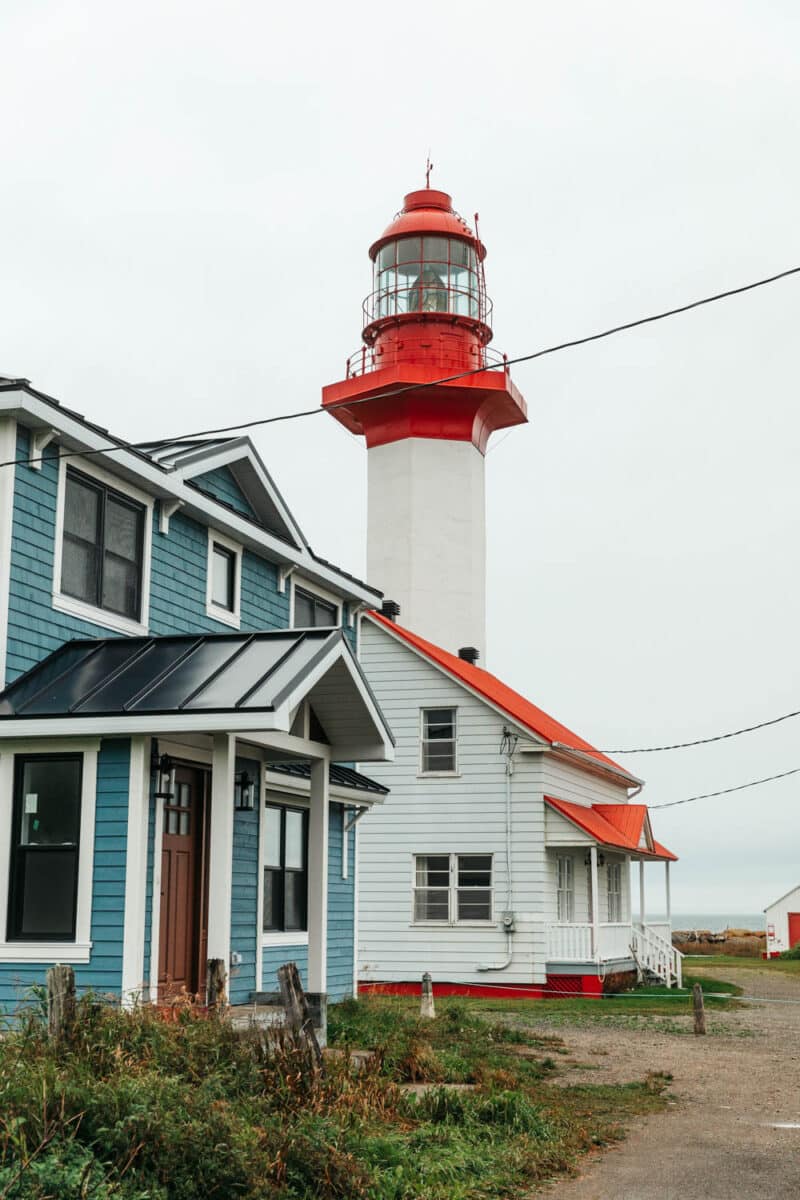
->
261, 944, 309, 993
193, 467, 256, 519
6, 428, 123, 684
5, 425, 289, 684
0, 738, 130, 1013
149, 508, 288, 636
327, 803, 355, 1001
229, 757, 260, 1005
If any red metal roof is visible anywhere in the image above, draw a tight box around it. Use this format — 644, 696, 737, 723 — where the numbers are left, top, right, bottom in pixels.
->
367, 611, 637, 782
545, 796, 677, 861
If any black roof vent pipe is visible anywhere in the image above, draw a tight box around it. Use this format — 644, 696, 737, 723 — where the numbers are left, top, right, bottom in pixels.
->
380, 600, 401, 622
458, 646, 479, 665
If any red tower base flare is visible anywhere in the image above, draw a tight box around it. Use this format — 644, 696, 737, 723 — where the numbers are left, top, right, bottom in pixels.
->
322, 364, 527, 454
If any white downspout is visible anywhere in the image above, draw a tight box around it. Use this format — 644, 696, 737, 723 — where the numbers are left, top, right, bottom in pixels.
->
477, 728, 518, 972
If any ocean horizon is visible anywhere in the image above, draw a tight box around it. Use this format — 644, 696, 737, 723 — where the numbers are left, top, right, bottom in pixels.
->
657, 913, 764, 932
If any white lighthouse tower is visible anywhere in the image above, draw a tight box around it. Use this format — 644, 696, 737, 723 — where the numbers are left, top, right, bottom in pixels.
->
322, 184, 527, 659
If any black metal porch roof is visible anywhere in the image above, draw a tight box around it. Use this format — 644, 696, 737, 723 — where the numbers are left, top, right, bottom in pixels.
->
0, 629, 348, 719
268, 761, 389, 796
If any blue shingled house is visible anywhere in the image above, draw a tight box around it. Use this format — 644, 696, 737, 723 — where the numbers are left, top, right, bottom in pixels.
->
0, 375, 394, 1016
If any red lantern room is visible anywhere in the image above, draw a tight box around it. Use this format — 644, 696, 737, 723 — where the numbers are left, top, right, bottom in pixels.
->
322, 186, 527, 454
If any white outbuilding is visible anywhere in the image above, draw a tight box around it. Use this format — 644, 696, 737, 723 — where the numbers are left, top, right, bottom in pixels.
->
764, 885, 800, 957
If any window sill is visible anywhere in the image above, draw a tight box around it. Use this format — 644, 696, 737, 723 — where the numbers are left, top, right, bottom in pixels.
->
262, 931, 309, 948
0, 941, 92, 963
205, 602, 241, 630
417, 772, 461, 780
52, 593, 147, 638
409, 922, 497, 930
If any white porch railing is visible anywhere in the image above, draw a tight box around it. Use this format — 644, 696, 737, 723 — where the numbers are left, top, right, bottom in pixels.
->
547, 922, 633, 962
546, 921, 683, 987
631, 922, 683, 988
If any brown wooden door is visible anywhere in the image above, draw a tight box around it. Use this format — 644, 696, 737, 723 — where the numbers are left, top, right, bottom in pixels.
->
158, 766, 208, 999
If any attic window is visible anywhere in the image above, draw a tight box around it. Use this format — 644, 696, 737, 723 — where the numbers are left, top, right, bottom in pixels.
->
205, 530, 242, 629
420, 708, 457, 774
294, 586, 338, 628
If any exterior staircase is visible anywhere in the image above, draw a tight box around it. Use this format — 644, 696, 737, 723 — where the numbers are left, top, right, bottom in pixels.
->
631, 922, 683, 988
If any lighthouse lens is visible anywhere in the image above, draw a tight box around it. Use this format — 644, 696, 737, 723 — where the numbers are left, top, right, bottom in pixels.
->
369, 236, 482, 322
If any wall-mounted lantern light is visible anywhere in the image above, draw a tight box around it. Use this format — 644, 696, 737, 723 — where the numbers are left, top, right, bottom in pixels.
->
150, 739, 175, 802
584, 851, 606, 868
234, 769, 256, 812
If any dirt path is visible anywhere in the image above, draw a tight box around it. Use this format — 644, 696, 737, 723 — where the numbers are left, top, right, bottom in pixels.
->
538, 964, 800, 1199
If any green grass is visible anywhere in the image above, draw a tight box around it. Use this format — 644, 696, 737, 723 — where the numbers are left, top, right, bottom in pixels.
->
684, 953, 800, 974
0, 995, 671, 1199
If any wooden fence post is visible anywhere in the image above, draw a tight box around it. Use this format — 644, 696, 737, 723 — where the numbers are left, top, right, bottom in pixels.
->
277, 962, 323, 1069
692, 982, 706, 1035
47, 964, 76, 1041
420, 972, 435, 1020
207, 958, 228, 1011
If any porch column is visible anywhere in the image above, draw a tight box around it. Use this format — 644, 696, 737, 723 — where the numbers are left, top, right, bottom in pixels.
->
307, 755, 330, 994
665, 860, 671, 928
639, 860, 646, 927
207, 733, 236, 970
121, 736, 151, 1004
590, 845, 600, 959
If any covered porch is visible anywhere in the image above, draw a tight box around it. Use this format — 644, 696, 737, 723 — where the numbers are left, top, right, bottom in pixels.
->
544, 795, 682, 987
0, 628, 394, 1015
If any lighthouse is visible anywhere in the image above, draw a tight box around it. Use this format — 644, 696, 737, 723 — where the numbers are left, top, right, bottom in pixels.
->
322, 183, 527, 659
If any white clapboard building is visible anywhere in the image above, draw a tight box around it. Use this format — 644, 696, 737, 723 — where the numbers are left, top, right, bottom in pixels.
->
764, 885, 800, 958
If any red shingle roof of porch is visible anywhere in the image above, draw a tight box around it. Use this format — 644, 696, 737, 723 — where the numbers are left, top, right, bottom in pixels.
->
545, 796, 677, 861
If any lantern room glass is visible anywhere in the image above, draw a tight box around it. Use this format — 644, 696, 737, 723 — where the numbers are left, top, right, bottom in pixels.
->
373, 236, 481, 321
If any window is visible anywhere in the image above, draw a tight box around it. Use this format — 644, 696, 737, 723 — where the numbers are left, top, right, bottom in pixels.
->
421, 708, 457, 773
205, 530, 241, 627
211, 543, 236, 611
413, 854, 492, 924
61, 468, 144, 621
263, 805, 308, 932
607, 863, 623, 923
556, 856, 574, 923
7, 756, 82, 941
293, 586, 338, 628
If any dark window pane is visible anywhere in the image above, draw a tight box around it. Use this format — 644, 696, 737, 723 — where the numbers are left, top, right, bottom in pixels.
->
294, 590, 314, 626
294, 587, 337, 628
61, 535, 98, 604
424, 709, 455, 739
457, 855, 492, 888
105, 495, 140, 561
422, 745, 455, 772
15, 849, 77, 937
284, 871, 307, 931
263, 868, 281, 931
211, 544, 235, 610
414, 889, 449, 922
62, 470, 143, 621
19, 759, 81, 846
64, 475, 100, 541
101, 552, 139, 617
457, 889, 492, 921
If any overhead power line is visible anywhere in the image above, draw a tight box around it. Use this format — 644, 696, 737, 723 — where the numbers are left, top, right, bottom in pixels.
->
592, 706, 800, 754
2, 261, 800, 472
650, 766, 800, 809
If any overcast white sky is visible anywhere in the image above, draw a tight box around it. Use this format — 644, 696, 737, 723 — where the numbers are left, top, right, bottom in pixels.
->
2, 1, 798, 915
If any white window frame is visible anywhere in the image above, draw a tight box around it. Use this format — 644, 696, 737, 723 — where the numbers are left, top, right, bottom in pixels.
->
205, 528, 242, 629
290, 576, 342, 629
259, 792, 310, 952
52, 456, 153, 637
411, 852, 494, 927
0, 740, 100, 963
607, 861, 623, 923
419, 707, 458, 777
556, 855, 575, 923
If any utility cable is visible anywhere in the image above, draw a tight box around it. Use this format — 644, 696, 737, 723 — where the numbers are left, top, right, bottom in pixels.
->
2, 261, 800, 471
588, 706, 800, 755
650, 766, 800, 809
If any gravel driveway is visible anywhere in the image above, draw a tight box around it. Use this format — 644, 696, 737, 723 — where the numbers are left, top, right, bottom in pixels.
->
538, 964, 800, 1199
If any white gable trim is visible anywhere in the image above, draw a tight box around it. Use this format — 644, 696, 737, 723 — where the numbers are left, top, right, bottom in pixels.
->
364, 615, 637, 788
0, 389, 382, 607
